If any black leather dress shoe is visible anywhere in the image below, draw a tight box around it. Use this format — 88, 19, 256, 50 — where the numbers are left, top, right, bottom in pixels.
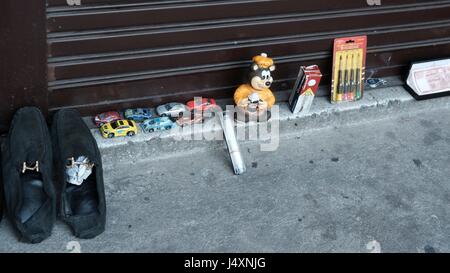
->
1, 107, 56, 243
52, 109, 106, 239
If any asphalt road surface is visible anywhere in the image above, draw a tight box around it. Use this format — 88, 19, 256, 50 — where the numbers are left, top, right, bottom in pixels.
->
1, 101, 450, 253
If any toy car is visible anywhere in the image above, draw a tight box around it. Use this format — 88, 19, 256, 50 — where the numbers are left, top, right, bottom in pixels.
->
156, 102, 190, 118
176, 112, 204, 127
140, 117, 176, 133
124, 108, 152, 122
100, 119, 138, 138
186, 98, 217, 111
93, 111, 122, 127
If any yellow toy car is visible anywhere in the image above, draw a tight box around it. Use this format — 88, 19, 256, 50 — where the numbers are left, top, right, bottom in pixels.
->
100, 119, 138, 138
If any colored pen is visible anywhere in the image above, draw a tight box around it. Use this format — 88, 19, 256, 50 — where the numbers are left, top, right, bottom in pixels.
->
343, 54, 350, 101
355, 52, 361, 99
349, 52, 355, 101
337, 55, 344, 101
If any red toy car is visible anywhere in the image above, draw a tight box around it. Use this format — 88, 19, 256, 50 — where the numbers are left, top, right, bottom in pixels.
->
176, 112, 204, 127
186, 98, 217, 111
94, 111, 122, 127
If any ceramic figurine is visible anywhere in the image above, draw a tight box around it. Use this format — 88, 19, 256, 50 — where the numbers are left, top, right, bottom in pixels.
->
234, 53, 276, 122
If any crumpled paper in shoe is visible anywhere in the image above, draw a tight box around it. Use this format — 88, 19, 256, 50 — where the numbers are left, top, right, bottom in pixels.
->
65, 156, 93, 186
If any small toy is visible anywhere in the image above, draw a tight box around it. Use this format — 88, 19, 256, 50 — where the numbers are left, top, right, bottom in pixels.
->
288, 65, 322, 114
176, 111, 204, 127
124, 108, 152, 122
65, 156, 94, 186
100, 119, 138, 138
140, 117, 176, 133
186, 97, 217, 112
156, 102, 190, 118
234, 53, 276, 122
93, 111, 122, 127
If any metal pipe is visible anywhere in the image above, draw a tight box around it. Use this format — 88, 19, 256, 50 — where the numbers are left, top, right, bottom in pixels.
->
220, 111, 246, 175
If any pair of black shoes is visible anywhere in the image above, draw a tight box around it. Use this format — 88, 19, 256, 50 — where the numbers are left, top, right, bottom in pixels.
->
1, 107, 106, 243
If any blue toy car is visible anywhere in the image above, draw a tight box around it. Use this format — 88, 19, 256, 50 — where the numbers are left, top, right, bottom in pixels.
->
124, 108, 152, 122
140, 117, 176, 133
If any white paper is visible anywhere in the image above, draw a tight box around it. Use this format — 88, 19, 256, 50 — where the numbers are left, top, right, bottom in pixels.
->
66, 156, 93, 186
407, 59, 450, 96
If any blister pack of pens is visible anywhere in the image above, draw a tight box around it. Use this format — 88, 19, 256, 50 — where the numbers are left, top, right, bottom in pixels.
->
331, 36, 367, 103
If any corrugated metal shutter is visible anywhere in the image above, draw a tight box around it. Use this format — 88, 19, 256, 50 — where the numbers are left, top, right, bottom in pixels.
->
46, 0, 450, 115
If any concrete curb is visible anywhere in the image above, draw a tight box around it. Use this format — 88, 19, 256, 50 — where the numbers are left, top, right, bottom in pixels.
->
92, 86, 450, 169
92, 86, 412, 148
94, 85, 450, 170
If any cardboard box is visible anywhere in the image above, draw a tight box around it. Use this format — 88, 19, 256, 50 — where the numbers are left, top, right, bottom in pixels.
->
288, 65, 322, 114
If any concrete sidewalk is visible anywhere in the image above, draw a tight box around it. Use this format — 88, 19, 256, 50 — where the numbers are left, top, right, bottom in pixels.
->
1, 86, 450, 252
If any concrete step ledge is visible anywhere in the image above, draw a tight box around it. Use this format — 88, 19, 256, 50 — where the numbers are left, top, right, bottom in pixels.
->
94, 86, 450, 170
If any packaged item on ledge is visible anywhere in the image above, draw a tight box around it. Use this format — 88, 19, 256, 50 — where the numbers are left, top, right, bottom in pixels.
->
331, 36, 367, 103
288, 65, 322, 114
405, 58, 450, 100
